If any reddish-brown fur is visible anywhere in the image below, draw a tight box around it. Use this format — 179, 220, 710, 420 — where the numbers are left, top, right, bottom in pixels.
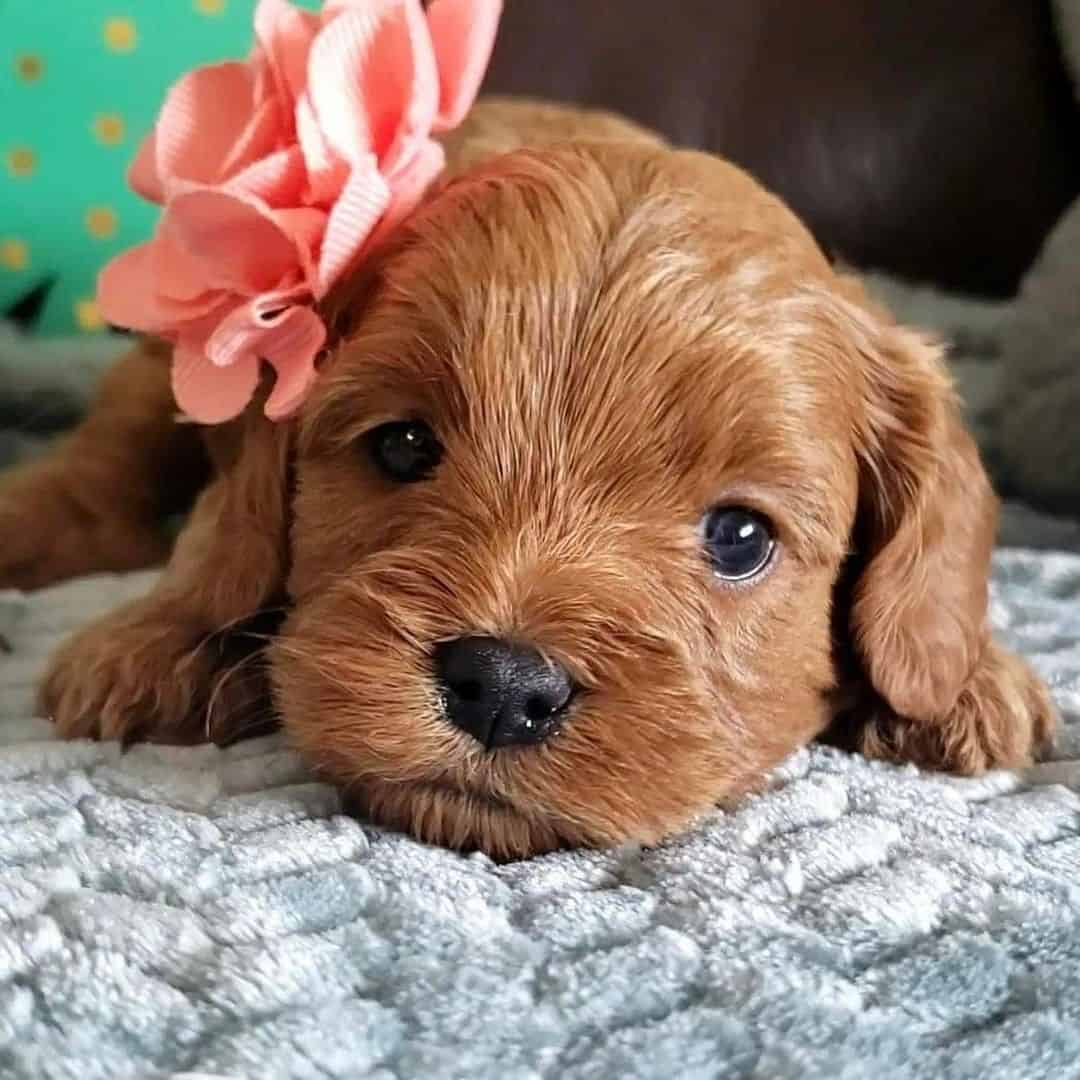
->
0, 100, 1055, 858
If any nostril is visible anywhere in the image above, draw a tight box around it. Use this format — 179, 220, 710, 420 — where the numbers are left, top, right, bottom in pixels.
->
452, 678, 485, 703
525, 694, 555, 722
524, 683, 573, 723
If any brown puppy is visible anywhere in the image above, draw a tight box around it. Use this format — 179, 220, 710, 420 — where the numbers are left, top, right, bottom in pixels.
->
0, 100, 1056, 858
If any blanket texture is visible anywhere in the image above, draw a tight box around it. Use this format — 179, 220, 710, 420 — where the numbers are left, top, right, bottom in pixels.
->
1, 553, 1078, 1080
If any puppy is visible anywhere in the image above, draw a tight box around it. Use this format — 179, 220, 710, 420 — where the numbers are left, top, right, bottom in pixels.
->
0, 99, 1055, 858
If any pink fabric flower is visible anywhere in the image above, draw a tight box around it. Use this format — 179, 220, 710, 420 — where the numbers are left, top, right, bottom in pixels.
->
98, 0, 502, 424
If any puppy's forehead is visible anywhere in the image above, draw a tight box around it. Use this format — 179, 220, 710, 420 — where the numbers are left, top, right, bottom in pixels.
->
319, 144, 857, 518
376, 141, 830, 360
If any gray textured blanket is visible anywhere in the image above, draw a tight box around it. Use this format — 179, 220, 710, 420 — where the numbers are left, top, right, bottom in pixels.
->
1, 553, 1078, 1080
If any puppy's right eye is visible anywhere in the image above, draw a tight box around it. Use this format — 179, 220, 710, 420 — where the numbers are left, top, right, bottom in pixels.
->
368, 421, 443, 483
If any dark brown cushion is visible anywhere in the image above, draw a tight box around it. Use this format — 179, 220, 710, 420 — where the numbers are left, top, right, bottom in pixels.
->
482, 0, 1080, 297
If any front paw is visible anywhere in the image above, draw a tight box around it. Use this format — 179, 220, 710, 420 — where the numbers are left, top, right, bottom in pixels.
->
853, 640, 1057, 774
40, 601, 274, 745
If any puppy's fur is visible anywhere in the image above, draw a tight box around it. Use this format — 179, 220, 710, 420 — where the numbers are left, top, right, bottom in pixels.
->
0, 100, 1055, 858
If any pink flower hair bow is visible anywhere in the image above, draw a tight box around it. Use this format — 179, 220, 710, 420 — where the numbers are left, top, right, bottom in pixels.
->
97, 0, 503, 424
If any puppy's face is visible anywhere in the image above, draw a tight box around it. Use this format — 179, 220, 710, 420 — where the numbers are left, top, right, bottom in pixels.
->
265, 143, 989, 855
268, 144, 880, 858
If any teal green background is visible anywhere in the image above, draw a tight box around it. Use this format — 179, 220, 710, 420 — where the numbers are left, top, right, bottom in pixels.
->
0, 0, 318, 336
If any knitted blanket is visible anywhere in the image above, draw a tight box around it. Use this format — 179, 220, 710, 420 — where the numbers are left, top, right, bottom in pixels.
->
1, 552, 1077, 1080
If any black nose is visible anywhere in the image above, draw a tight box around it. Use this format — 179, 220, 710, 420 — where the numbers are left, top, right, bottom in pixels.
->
433, 636, 574, 749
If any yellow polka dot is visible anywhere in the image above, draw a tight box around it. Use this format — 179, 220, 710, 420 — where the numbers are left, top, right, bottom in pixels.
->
92, 113, 126, 146
103, 17, 137, 53
194, 0, 227, 14
75, 300, 106, 332
5, 147, 36, 178
15, 54, 45, 82
85, 206, 119, 240
0, 239, 29, 271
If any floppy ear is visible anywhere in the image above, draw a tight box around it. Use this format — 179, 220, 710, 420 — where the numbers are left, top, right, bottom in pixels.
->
849, 317, 993, 720
836, 289, 1055, 770
172, 395, 294, 626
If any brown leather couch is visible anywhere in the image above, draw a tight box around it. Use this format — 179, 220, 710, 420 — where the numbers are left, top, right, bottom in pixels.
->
481, 0, 1080, 298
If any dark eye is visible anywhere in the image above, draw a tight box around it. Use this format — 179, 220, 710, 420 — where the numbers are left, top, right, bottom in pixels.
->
368, 421, 443, 483
702, 507, 775, 581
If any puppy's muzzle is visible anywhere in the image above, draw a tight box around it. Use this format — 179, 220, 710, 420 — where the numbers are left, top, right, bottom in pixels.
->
433, 636, 574, 749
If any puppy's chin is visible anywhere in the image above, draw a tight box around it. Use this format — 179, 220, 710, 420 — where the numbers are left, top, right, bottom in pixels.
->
345, 779, 567, 860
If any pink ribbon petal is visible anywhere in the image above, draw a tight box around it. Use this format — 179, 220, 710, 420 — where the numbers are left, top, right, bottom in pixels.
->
203, 289, 302, 365
218, 96, 288, 180
202, 294, 326, 420
172, 340, 262, 424
254, 0, 320, 105
154, 63, 265, 187
364, 0, 439, 175
102, 0, 504, 427
307, 1, 437, 168
316, 154, 391, 297
166, 187, 311, 296
428, 0, 503, 132
306, 6, 385, 164
98, 242, 222, 333
262, 308, 327, 419
362, 137, 444, 256
320, 0, 390, 22
296, 93, 350, 205
97, 244, 167, 332
271, 207, 328, 292
225, 145, 308, 206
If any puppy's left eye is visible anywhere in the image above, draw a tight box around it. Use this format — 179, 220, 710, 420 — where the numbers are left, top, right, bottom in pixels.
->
702, 507, 775, 581
369, 421, 443, 483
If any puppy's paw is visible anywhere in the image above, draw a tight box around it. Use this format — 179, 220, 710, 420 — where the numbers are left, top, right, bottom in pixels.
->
41, 602, 210, 744
40, 601, 274, 745
853, 640, 1057, 774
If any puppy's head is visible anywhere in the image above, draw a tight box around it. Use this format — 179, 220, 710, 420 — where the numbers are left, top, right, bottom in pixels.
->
255, 142, 995, 858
